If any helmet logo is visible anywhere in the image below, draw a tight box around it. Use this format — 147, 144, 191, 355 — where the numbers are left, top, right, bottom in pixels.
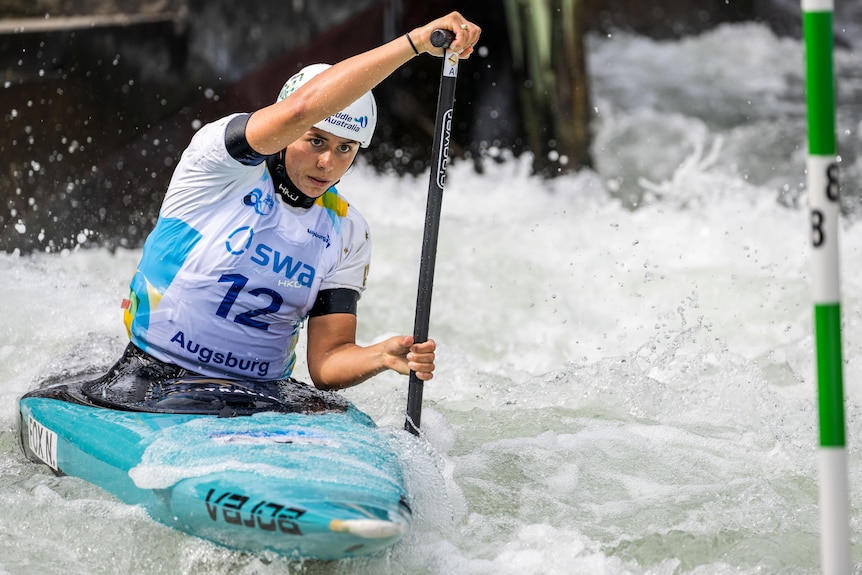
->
355, 116, 369, 129
278, 72, 305, 101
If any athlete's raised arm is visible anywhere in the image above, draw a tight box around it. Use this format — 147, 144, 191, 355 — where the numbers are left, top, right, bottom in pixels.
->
245, 11, 481, 155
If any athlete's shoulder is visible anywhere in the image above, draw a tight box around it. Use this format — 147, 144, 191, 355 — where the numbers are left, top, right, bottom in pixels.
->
315, 188, 372, 293
190, 114, 241, 144
164, 113, 269, 216
174, 113, 244, 169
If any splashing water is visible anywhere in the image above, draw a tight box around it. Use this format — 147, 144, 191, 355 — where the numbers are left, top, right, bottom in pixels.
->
3, 23, 862, 574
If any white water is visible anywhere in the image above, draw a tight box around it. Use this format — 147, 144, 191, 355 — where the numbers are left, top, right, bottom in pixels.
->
4, 23, 862, 574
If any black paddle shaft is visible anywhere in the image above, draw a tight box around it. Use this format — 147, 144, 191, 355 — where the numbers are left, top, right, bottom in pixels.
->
405, 29, 458, 435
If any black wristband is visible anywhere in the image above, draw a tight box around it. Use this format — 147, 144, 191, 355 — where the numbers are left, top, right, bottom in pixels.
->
405, 33, 419, 55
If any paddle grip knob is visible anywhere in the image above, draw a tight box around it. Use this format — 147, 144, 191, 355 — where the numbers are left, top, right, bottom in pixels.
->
430, 29, 456, 49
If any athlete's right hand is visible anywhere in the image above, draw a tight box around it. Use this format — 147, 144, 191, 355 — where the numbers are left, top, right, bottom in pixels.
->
410, 12, 482, 58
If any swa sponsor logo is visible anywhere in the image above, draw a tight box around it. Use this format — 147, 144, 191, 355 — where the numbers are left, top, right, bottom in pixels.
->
225, 226, 255, 256
224, 227, 316, 287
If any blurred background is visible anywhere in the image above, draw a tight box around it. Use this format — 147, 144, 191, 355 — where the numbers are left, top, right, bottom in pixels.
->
0, 0, 859, 254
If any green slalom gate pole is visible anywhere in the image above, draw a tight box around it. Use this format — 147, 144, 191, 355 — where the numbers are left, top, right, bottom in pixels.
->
802, 1, 851, 573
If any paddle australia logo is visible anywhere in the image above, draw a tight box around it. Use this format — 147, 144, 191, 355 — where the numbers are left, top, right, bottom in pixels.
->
224, 226, 316, 288
322, 111, 367, 135
205, 489, 306, 535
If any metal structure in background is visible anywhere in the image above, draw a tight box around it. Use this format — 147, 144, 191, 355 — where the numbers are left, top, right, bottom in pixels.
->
504, 0, 592, 176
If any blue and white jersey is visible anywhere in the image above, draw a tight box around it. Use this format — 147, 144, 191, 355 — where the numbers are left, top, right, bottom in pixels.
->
123, 114, 371, 380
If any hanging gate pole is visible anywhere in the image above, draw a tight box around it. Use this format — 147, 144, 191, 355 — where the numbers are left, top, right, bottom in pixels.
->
801, 1, 851, 573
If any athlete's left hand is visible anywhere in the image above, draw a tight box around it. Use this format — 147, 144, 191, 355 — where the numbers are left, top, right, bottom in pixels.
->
385, 336, 436, 380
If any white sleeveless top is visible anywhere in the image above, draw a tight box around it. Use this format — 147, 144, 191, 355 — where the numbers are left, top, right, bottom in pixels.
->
123, 114, 371, 380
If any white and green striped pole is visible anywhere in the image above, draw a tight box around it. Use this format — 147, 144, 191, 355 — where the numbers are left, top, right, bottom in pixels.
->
802, 1, 851, 573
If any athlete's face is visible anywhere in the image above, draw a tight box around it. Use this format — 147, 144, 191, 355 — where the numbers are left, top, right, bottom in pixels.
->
283, 129, 360, 198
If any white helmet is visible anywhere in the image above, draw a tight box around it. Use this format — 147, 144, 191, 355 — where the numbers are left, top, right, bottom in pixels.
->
277, 63, 377, 148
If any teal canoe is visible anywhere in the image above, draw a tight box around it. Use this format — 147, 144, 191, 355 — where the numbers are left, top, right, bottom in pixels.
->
18, 375, 412, 559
